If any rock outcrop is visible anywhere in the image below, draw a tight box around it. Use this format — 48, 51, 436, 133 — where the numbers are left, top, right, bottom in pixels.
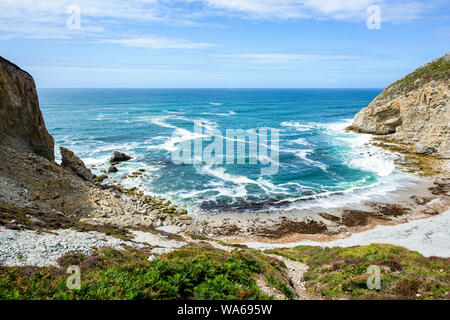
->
0, 56, 191, 231
110, 151, 131, 164
349, 53, 449, 158
0, 57, 54, 161
60, 147, 95, 181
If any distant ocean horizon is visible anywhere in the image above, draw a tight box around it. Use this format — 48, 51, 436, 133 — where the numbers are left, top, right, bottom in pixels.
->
38, 88, 412, 215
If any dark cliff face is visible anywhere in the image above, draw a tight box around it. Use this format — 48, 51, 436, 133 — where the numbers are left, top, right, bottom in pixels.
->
0, 57, 54, 161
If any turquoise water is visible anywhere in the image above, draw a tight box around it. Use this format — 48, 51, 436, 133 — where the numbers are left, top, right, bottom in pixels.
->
38, 89, 404, 213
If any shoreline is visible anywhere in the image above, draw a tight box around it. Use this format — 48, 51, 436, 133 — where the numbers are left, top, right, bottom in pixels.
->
188, 175, 449, 242
243, 209, 450, 257
182, 134, 449, 244
64, 132, 449, 249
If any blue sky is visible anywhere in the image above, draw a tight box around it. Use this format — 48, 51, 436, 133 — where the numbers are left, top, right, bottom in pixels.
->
0, 0, 449, 88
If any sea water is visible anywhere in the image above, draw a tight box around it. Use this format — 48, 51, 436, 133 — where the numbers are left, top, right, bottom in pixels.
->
38, 88, 411, 214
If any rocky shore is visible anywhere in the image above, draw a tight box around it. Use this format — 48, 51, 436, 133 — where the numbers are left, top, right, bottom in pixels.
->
0, 54, 449, 243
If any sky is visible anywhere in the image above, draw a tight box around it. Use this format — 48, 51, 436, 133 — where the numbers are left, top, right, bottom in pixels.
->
0, 0, 449, 88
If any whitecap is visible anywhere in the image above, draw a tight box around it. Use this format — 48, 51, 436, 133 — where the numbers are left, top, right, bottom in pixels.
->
290, 137, 309, 146
280, 121, 315, 132
283, 148, 328, 172
202, 111, 236, 117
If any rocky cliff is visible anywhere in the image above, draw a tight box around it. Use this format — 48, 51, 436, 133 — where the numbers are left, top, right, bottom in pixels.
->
349, 53, 449, 158
0, 57, 54, 161
0, 57, 191, 230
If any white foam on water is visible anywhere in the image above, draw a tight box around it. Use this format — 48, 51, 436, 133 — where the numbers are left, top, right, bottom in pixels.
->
196, 164, 287, 195
198, 165, 255, 185
295, 149, 328, 172
282, 148, 328, 172
202, 111, 236, 116
209, 102, 223, 106
290, 137, 310, 146
321, 119, 397, 177
139, 115, 218, 152
280, 121, 316, 132
163, 110, 185, 114
193, 119, 219, 132
174, 183, 249, 200
156, 128, 206, 152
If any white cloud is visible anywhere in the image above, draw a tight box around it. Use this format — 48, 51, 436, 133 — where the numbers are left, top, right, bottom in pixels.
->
213, 53, 361, 63
102, 37, 216, 49
0, 0, 441, 41
201, 0, 433, 22
28, 65, 191, 73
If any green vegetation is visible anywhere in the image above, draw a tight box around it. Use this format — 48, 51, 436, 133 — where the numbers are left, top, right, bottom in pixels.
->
385, 54, 449, 96
266, 244, 449, 300
0, 245, 293, 300
266, 273, 295, 299
1, 205, 448, 301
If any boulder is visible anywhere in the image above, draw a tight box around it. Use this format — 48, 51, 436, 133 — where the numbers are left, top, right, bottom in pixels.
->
108, 165, 118, 173
60, 147, 95, 181
110, 151, 131, 164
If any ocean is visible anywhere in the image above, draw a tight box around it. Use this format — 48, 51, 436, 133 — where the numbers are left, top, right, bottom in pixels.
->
38, 88, 410, 215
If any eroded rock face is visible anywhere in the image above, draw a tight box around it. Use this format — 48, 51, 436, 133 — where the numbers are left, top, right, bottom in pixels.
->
0, 57, 54, 161
60, 147, 95, 181
349, 53, 449, 158
0, 58, 191, 231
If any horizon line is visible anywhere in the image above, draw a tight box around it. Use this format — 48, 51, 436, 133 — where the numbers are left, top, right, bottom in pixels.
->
37, 87, 384, 90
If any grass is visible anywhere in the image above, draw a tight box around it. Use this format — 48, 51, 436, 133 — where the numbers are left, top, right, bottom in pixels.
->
384, 54, 449, 98
266, 244, 449, 300
0, 244, 293, 300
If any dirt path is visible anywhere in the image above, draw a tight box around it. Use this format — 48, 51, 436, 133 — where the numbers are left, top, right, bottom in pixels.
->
181, 233, 317, 300
266, 254, 314, 300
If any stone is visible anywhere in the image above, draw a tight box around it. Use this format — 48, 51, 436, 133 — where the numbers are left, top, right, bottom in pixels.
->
110, 151, 131, 164
154, 220, 162, 228
93, 174, 108, 184
108, 165, 118, 173
423, 208, 438, 215
60, 147, 95, 181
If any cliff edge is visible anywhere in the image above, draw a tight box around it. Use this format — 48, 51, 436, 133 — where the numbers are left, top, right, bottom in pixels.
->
348, 53, 449, 158
0, 57, 54, 161
0, 57, 191, 230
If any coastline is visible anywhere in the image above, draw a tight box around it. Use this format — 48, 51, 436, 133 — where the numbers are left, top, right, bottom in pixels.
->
188, 174, 449, 242
181, 131, 449, 245
244, 209, 450, 258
